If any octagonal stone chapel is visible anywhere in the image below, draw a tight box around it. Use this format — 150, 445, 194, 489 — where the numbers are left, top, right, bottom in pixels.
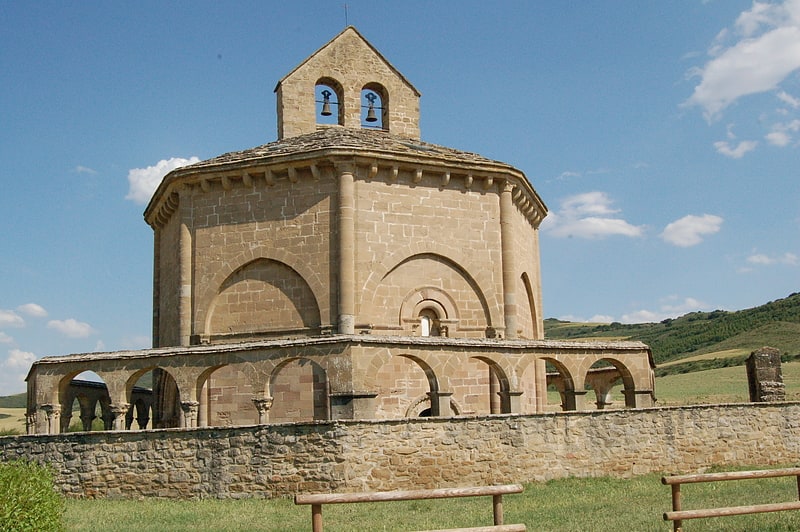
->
26, 27, 655, 435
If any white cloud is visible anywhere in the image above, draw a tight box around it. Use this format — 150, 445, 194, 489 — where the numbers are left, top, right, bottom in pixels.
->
766, 131, 792, 146
74, 165, 97, 175
621, 296, 710, 324
684, 0, 800, 120
125, 156, 201, 205
766, 118, 800, 146
5, 349, 36, 369
47, 318, 95, 339
713, 139, 758, 158
778, 90, 800, 108
661, 214, 723, 247
540, 191, 645, 239
16, 303, 47, 318
588, 314, 615, 324
747, 252, 799, 265
0, 332, 13, 344
0, 310, 24, 328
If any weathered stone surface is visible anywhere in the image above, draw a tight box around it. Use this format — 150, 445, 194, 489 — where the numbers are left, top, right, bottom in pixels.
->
746, 346, 785, 402
3, 403, 800, 499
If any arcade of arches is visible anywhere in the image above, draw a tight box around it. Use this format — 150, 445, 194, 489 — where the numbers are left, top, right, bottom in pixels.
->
27, 337, 654, 434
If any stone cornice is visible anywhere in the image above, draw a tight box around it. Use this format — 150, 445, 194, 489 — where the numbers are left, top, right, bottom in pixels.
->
30, 335, 651, 367
145, 149, 547, 230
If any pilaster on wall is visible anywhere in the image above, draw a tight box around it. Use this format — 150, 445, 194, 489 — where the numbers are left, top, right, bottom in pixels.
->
499, 181, 518, 339
178, 188, 193, 346
337, 163, 356, 334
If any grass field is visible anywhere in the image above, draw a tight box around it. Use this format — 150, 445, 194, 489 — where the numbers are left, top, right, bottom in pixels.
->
0, 407, 25, 434
62, 471, 800, 531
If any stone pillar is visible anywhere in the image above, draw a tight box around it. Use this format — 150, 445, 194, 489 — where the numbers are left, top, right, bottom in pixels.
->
562, 390, 587, 411
620, 389, 654, 408
80, 401, 96, 431
180, 401, 200, 428
25, 411, 37, 435
329, 392, 377, 420
152, 228, 161, 347
746, 346, 785, 402
534, 359, 547, 413
109, 403, 131, 431
60, 410, 73, 433
498, 391, 524, 414
428, 391, 453, 417
252, 397, 274, 425
40, 404, 61, 434
178, 189, 193, 346
498, 182, 518, 339
337, 164, 356, 334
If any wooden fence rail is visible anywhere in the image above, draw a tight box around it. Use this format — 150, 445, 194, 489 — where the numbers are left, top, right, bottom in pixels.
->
662, 467, 800, 532
294, 484, 526, 532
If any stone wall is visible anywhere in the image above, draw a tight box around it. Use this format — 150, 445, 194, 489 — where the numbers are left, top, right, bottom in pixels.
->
3, 403, 799, 499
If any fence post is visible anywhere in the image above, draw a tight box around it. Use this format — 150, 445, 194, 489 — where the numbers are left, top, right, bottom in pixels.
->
493, 494, 504, 525
312, 503, 323, 532
671, 483, 682, 532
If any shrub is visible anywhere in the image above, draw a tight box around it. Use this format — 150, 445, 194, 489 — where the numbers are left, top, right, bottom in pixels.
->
0, 460, 65, 531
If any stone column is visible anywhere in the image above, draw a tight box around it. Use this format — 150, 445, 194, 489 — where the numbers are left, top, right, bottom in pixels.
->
40, 404, 61, 434
152, 227, 161, 347
180, 401, 200, 428
534, 359, 547, 413
329, 392, 377, 420
337, 164, 356, 334
621, 389, 654, 408
428, 391, 453, 417
562, 390, 587, 411
80, 401, 96, 431
178, 188, 193, 346
109, 403, 131, 431
25, 411, 37, 435
252, 397, 274, 425
498, 391, 524, 414
498, 181, 518, 339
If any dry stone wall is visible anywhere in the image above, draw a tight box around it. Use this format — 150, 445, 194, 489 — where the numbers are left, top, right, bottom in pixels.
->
3, 403, 800, 499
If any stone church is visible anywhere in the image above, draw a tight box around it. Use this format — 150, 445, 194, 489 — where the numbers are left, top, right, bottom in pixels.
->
25, 27, 655, 435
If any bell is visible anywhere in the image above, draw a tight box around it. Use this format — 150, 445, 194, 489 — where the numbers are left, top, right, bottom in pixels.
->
320, 89, 333, 116
366, 103, 377, 122
321, 101, 332, 116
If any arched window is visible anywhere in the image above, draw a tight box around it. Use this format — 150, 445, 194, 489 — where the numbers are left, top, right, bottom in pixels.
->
316, 78, 343, 126
419, 308, 440, 337
361, 83, 387, 130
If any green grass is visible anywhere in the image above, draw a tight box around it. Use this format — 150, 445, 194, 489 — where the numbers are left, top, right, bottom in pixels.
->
655, 360, 800, 405
62, 470, 800, 531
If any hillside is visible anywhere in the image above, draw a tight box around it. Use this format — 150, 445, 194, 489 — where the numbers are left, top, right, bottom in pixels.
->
545, 292, 800, 366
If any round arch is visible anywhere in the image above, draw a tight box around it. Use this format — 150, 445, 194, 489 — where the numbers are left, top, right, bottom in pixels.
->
360, 241, 502, 329
196, 247, 328, 333
204, 258, 322, 338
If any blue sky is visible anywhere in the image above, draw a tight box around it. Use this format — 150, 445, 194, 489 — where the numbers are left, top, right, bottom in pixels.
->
1, 1, 798, 395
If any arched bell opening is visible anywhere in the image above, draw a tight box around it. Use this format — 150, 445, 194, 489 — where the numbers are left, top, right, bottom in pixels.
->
361, 83, 387, 130
315, 77, 344, 126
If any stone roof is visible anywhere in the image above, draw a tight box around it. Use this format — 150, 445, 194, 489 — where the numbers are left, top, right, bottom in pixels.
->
179, 127, 510, 172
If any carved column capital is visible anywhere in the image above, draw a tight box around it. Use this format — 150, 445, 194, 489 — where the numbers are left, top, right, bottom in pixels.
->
109, 403, 131, 431
252, 396, 274, 425
180, 400, 200, 428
